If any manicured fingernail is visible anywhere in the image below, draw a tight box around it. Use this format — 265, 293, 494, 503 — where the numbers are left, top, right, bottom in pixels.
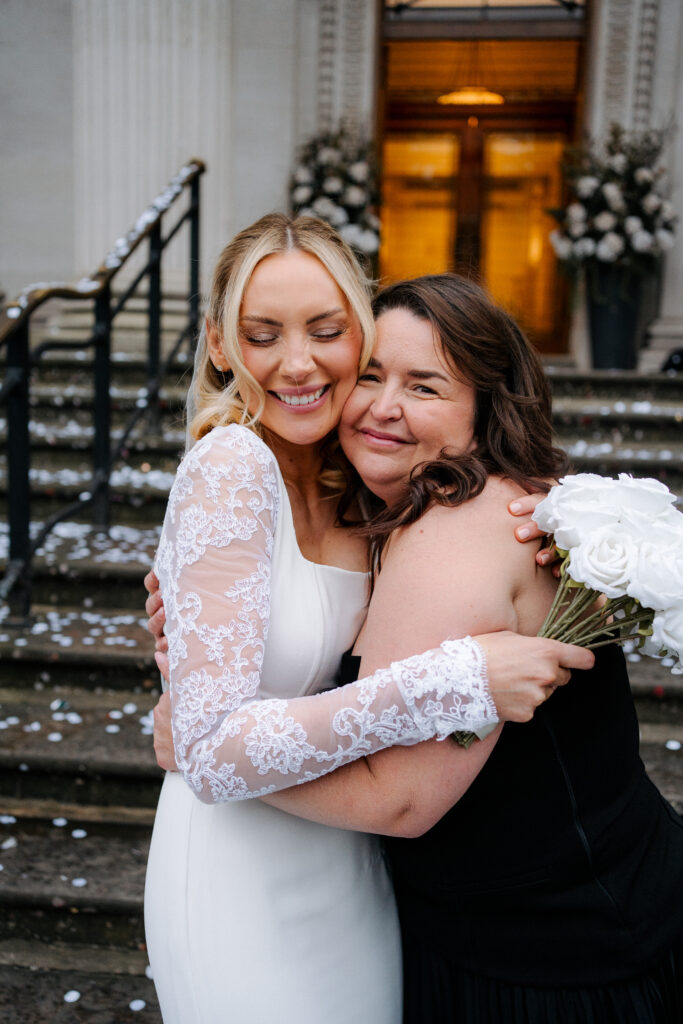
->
509, 502, 522, 514
517, 526, 530, 539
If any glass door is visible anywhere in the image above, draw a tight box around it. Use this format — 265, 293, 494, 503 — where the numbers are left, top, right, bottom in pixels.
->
480, 132, 566, 351
380, 133, 460, 282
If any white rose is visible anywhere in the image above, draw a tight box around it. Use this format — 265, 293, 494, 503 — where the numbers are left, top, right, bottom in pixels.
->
292, 185, 313, 205
567, 202, 587, 222
608, 153, 628, 174
576, 176, 599, 198
317, 146, 341, 166
627, 542, 683, 611
614, 474, 677, 516
602, 182, 625, 212
593, 210, 617, 232
596, 232, 625, 261
624, 216, 642, 235
328, 204, 349, 227
630, 229, 654, 253
356, 229, 379, 254
573, 237, 596, 259
323, 176, 344, 196
343, 185, 367, 208
348, 161, 369, 183
642, 192, 662, 214
647, 604, 683, 662
568, 220, 587, 238
568, 527, 637, 598
656, 228, 676, 251
532, 474, 623, 549
294, 165, 314, 185
312, 196, 336, 218
340, 223, 363, 246
634, 167, 654, 185
549, 230, 573, 260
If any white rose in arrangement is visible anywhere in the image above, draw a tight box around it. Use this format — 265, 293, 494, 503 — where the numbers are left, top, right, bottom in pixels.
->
593, 210, 617, 232
642, 192, 662, 214
312, 196, 336, 218
612, 473, 677, 515
293, 165, 314, 185
634, 166, 655, 185
656, 228, 676, 251
348, 161, 369, 183
343, 185, 367, 208
317, 146, 341, 165
602, 182, 625, 211
608, 152, 628, 173
340, 223, 363, 247
630, 229, 654, 253
328, 204, 349, 227
568, 528, 637, 599
567, 202, 587, 222
624, 216, 643, 235
649, 604, 683, 665
596, 232, 625, 261
533, 474, 622, 549
576, 175, 600, 198
356, 229, 379, 254
660, 200, 676, 221
568, 220, 587, 239
292, 185, 313, 205
550, 230, 573, 260
573, 237, 596, 259
322, 176, 344, 196
627, 541, 683, 611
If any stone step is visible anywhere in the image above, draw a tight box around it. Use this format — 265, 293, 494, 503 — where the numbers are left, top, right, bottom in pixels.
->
0, 823, 149, 949
552, 395, 683, 443
546, 367, 683, 400
0, 949, 160, 1023
27, 382, 187, 412
0, 683, 162, 805
0, 606, 157, 690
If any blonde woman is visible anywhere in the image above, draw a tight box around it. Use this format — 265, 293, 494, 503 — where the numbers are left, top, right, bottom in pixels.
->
143, 214, 591, 1024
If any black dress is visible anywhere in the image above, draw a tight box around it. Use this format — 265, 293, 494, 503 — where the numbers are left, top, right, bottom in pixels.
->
339, 643, 683, 1023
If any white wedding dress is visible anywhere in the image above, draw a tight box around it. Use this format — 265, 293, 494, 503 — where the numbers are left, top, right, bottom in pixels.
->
144, 424, 497, 1024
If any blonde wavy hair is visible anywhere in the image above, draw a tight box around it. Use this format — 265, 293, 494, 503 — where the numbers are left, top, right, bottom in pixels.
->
190, 213, 375, 453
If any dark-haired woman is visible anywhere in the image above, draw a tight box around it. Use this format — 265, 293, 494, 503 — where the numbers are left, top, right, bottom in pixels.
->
260, 274, 683, 1022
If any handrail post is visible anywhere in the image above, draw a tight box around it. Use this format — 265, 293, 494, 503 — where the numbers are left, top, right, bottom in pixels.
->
5, 322, 32, 622
148, 221, 162, 428
189, 174, 201, 348
93, 283, 112, 528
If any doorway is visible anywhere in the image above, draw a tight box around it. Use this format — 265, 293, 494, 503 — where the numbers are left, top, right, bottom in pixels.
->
379, 36, 583, 353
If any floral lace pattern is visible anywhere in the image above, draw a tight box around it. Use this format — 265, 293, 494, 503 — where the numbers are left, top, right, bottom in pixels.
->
156, 424, 499, 804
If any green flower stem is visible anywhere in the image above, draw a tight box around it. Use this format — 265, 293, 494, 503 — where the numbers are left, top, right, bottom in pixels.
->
557, 614, 647, 647
539, 584, 599, 639
587, 632, 648, 650
559, 595, 635, 644
538, 559, 572, 632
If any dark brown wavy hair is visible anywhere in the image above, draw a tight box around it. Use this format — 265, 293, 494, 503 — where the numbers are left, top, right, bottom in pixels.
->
345, 273, 569, 575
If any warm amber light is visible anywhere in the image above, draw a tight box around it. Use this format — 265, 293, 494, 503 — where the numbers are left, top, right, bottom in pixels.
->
438, 86, 504, 106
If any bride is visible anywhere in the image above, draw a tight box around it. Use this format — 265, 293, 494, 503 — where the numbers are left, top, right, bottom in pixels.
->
143, 213, 591, 1023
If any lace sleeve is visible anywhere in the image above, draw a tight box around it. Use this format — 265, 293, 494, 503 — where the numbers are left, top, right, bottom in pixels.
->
156, 426, 499, 804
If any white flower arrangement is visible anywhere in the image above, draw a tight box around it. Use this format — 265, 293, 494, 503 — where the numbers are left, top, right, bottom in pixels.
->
549, 124, 677, 277
290, 127, 380, 257
532, 474, 683, 673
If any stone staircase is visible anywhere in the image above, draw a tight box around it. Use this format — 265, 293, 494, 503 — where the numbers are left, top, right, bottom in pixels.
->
0, 312, 682, 1021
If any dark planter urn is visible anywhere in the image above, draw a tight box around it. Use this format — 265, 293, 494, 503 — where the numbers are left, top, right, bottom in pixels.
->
586, 264, 642, 370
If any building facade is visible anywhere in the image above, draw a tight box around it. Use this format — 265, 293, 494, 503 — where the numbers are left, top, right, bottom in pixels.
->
2, 0, 682, 369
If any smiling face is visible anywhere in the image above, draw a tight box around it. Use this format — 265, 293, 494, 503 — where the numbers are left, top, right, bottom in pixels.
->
339, 308, 477, 505
208, 249, 363, 450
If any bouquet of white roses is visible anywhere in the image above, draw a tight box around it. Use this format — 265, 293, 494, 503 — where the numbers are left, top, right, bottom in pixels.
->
532, 473, 683, 673
289, 126, 380, 257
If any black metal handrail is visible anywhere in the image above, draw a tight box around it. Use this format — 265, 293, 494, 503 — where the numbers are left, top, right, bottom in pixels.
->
0, 159, 205, 622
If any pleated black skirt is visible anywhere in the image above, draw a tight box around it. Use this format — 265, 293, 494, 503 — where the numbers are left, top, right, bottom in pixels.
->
402, 932, 683, 1024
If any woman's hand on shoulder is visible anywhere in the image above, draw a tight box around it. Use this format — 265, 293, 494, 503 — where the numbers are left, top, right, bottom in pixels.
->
475, 631, 595, 723
508, 492, 561, 573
